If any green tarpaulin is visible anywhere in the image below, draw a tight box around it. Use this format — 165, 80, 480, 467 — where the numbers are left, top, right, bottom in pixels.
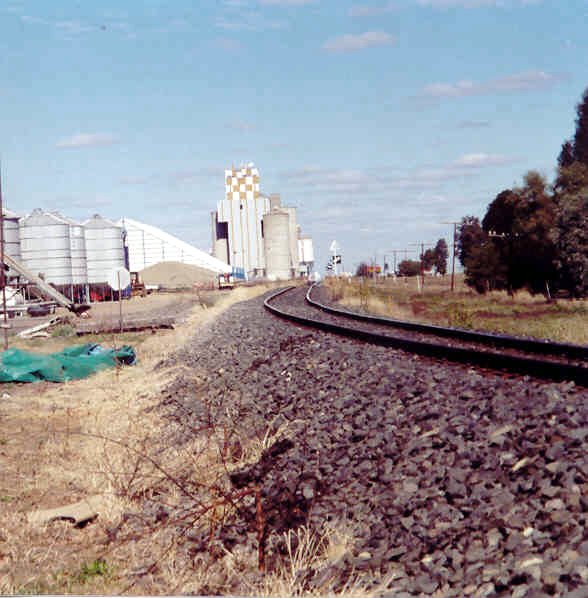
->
0, 344, 136, 383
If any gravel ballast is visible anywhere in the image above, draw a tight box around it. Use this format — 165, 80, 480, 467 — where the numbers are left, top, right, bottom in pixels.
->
160, 288, 588, 596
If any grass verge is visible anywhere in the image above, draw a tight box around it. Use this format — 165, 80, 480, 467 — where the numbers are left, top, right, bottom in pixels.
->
325, 276, 588, 345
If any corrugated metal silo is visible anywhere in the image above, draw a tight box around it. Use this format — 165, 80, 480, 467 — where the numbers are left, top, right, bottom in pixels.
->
3, 209, 21, 277
55, 213, 88, 285
83, 214, 126, 283
19, 209, 73, 285
263, 210, 291, 280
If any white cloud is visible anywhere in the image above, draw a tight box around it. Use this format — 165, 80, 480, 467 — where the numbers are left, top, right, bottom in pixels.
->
119, 176, 151, 185
416, 0, 540, 7
216, 13, 284, 31
452, 153, 515, 167
226, 121, 256, 132
214, 37, 243, 51
277, 153, 516, 202
259, 0, 316, 5
457, 120, 491, 128
56, 133, 118, 149
422, 70, 566, 98
323, 31, 396, 53
349, 2, 396, 17
417, 0, 502, 7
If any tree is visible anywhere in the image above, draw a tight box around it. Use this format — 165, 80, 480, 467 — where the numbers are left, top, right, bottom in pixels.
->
482, 189, 519, 236
434, 238, 448, 275
558, 139, 575, 169
510, 171, 557, 295
573, 87, 588, 166
356, 262, 370, 277
457, 216, 485, 267
397, 260, 421, 277
553, 189, 588, 297
552, 162, 588, 297
421, 248, 436, 271
463, 240, 506, 294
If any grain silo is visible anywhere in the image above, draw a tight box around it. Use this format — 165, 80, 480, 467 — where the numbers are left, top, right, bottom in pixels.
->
20, 209, 73, 287
19, 209, 89, 301
2, 209, 21, 279
263, 209, 291, 280
283, 206, 299, 275
55, 213, 88, 286
83, 215, 126, 300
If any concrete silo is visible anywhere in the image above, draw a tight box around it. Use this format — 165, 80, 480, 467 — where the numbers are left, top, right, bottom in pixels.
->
263, 209, 291, 281
283, 206, 299, 275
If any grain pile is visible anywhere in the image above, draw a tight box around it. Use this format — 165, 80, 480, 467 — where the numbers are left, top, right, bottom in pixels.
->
140, 261, 217, 289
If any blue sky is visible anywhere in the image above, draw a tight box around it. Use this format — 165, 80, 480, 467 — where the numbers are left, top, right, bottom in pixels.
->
2, 0, 587, 272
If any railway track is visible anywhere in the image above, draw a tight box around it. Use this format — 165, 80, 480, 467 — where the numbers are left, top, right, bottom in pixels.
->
264, 285, 588, 387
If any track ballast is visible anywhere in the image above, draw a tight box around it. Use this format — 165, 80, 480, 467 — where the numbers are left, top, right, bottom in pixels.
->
264, 285, 588, 387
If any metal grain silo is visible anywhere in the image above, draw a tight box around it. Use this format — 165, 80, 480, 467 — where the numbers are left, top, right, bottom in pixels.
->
55, 213, 88, 285
263, 209, 291, 280
19, 209, 73, 286
83, 214, 125, 284
3, 209, 21, 278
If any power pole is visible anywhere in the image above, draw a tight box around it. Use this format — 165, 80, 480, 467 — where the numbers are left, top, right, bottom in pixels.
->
0, 164, 8, 350
409, 242, 433, 292
442, 221, 460, 292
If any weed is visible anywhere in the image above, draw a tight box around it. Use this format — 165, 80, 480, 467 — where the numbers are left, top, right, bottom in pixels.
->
50, 324, 76, 338
77, 559, 111, 583
448, 304, 474, 329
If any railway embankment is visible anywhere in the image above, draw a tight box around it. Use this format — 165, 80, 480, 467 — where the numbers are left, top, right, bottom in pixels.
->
154, 288, 588, 596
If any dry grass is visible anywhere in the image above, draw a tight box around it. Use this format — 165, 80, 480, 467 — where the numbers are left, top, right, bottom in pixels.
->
0, 285, 273, 594
324, 276, 588, 345
0, 282, 408, 596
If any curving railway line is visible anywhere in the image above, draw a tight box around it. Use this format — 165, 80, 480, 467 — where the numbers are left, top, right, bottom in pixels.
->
264, 284, 588, 387
155, 288, 587, 596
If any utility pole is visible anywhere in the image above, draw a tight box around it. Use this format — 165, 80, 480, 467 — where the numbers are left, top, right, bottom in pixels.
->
409, 241, 433, 292
0, 164, 8, 350
442, 221, 460, 292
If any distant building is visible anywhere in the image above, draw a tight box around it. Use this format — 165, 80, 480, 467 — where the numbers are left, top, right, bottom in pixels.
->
211, 163, 313, 280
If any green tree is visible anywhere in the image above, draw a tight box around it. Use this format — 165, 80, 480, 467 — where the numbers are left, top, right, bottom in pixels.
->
421, 248, 436, 271
511, 171, 557, 295
434, 238, 448, 275
481, 174, 556, 295
573, 87, 588, 166
552, 162, 588, 297
558, 139, 575, 169
463, 240, 506, 294
457, 216, 485, 267
398, 259, 421, 277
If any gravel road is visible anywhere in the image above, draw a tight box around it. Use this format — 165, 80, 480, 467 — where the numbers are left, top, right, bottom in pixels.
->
162, 288, 588, 596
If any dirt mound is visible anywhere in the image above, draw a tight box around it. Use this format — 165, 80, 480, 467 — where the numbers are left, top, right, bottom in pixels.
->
140, 261, 217, 288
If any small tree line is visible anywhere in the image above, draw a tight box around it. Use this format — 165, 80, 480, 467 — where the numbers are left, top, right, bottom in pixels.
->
457, 87, 588, 297
356, 239, 448, 278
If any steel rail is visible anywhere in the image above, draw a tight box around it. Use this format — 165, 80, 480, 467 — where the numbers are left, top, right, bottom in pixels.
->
263, 286, 588, 388
306, 283, 588, 361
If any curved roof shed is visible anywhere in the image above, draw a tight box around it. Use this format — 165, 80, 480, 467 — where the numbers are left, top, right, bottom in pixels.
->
119, 217, 231, 274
